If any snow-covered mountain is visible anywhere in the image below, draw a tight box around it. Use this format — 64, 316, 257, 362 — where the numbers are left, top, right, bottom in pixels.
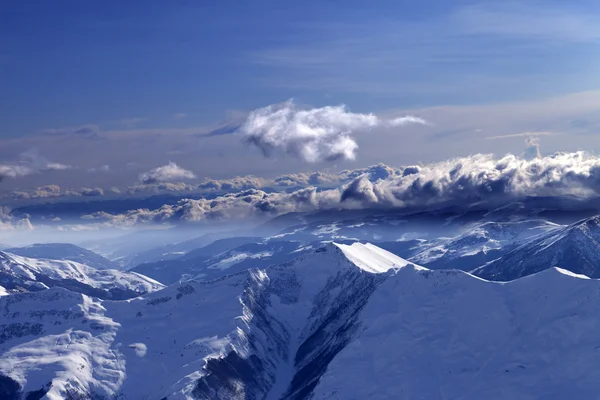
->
474, 215, 600, 281
132, 239, 310, 284
0, 251, 164, 299
410, 219, 561, 270
3, 242, 600, 399
5, 243, 118, 270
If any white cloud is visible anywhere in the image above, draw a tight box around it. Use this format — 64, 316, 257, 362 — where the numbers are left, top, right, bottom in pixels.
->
240, 100, 425, 163
139, 162, 196, 184
388, 116, 428, 127
86, 151, 600, 227
0, 151, 71, 181
523, 137, 541, 160
487, 131, 552, 140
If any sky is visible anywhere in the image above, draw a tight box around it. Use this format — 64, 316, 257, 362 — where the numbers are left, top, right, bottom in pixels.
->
1, 0, 600, 198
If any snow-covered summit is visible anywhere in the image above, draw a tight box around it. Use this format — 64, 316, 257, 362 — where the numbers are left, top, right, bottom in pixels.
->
333, 241, 417, 273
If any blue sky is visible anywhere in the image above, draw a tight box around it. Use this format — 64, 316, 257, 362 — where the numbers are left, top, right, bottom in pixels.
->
2, 0, 599, 137
1, 1, 600, 194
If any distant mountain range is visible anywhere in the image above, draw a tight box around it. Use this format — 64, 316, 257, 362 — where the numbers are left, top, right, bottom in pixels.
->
5, 243, 118, 270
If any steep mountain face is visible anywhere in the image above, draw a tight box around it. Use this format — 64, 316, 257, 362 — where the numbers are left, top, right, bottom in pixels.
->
410, 219, 561, 270
0, 252, 164, 299
474, 215, 600, 281
5, 243, 118, 270
3, 242, 600, 399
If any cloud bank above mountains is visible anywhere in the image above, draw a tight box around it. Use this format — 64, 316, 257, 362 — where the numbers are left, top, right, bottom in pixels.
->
5, 150, 600, 233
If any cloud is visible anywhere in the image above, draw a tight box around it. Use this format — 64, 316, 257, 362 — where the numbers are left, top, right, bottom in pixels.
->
77, 187, 105, 197
487, 131, 552, 140
523, 137, 542, 160
138, 162, 196, 184
127, 182, 197, 194
240, 100, 426, 163
455, 3, 600, 42
0, 206, 33, 231
11, 185, 108, 200
197, 176, 269, 192
388, 116, 429, 127
0, 165, 33, 181
41, 124, 101, 137
173, 113, 187, 119
240, 100, 377, 163
0, 151, 72, 181
88, 165, 110, 173
85, 151, 600, 227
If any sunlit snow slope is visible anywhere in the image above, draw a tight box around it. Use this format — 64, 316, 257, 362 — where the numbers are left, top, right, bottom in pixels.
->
2, 242, 600, 399
0, 251, 164, 299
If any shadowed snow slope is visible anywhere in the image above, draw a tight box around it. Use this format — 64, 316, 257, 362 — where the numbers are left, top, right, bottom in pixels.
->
474, 215, 600, 281
1, 243, 600, 399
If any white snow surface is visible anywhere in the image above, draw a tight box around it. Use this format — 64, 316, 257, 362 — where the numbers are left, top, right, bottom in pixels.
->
334, 242, 417, 273
0, 251, 164, 296
2, 242, 600, 399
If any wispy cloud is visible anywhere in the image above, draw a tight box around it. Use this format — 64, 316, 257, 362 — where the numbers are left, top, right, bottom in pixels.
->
249, 3, 600, 98
487, 131, 553, 140
454, 3, 600, 42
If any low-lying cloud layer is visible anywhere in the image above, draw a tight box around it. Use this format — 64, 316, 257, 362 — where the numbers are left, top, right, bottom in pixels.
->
138, 162, 196, 184
77, 151, 600, 228
240, 100, 426, 163
8, 151, 600, 231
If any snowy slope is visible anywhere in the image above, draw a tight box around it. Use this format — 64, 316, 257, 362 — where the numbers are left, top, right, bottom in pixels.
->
312, 267, 600, 399
410, 219, 561, 270
5, 243, 118, 270
0, 251, 164, 299
474, 215, 600, 281
132, 239, 311, 284
3, 242, 600, 399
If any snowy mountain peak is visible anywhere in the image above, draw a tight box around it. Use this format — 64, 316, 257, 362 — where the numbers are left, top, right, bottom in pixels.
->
474, 214, 600, 281
332, 242, 418, 273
